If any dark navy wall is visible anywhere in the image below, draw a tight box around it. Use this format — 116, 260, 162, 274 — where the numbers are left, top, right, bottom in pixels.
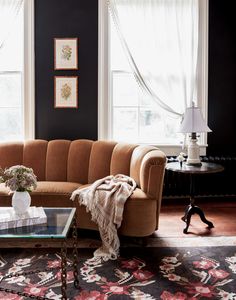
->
35, 0, 98, 140
208, 0, 236, 156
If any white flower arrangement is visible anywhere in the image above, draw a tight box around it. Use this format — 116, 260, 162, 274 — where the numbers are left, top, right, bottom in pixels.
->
0, 165, 37, 192
177, 152, 186, 166
177, 152, 186, 162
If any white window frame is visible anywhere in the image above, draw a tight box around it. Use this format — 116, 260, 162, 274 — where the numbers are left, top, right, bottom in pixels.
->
23, 0, 35, 140
98, 0, 208, 156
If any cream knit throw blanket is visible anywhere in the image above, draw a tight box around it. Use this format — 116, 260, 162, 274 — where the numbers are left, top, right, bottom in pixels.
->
70, 174, 136, 261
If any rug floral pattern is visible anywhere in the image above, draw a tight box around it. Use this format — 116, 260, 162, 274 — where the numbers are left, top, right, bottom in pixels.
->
0, 247, 235, 299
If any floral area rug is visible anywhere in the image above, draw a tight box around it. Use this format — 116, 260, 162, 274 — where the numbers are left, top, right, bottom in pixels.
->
0, 246, 236, 299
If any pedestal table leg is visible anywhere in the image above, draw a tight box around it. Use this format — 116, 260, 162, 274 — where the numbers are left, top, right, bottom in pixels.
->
194, 206, 214, 228
182, 173, 214, 233
182, 174, 196, 233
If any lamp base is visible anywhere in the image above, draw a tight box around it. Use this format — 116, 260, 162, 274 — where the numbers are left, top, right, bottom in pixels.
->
186, 137, 202, 166
186, 159, 202, 166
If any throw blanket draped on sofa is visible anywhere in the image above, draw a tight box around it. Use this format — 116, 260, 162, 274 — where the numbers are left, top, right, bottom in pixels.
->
71, 174, 136, 260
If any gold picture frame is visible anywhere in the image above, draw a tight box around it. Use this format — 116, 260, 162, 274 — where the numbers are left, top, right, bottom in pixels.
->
54, 76, 78, 108
54, 38, 78, 70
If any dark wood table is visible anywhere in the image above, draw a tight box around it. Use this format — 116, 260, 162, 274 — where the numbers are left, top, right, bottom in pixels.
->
165, 162, 224, 233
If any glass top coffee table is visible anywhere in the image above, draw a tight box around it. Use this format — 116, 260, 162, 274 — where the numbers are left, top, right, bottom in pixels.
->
0, 207, 80, 300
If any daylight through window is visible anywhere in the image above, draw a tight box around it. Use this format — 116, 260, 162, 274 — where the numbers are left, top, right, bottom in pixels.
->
103, 0, 208, 151
0, 3, 24, 142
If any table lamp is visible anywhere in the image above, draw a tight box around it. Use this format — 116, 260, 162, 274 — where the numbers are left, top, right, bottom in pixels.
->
179, 102, 212, 165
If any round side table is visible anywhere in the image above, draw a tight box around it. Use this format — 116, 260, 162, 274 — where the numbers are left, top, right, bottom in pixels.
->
165, 162, 224, 234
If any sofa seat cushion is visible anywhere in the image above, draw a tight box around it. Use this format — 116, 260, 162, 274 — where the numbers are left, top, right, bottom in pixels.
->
29, 181, 81, 207
0, 181, 81, 196
0, 181, 81, 208
32, 181, 81, 195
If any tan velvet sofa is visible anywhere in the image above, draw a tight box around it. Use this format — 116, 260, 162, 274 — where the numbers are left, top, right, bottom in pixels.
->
0, 139, 166, 237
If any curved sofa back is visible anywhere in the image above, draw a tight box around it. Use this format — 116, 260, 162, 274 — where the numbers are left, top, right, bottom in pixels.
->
0, 139, 165, 189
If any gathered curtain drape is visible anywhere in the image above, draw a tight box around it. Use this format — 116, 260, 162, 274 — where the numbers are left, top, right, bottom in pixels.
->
0, 0, 23, 50
108, 0, 199, 119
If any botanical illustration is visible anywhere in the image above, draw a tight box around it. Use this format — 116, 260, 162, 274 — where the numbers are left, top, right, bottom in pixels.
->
61, 45, 72, 61
54, 38, 78, 70
55, 76, 78, 108
61, 83, 71, 100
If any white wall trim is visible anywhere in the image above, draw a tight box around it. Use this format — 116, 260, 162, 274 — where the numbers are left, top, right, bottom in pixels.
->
98, 0, 109, 140
23, 0, 35, 140
198, 0, 209, 148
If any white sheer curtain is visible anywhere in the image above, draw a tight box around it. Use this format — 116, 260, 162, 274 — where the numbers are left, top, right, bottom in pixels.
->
108, 0, 199, 118
0, 0, 23, 49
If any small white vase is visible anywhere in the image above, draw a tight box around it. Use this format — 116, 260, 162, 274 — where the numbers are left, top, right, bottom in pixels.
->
12, 191, 31, 215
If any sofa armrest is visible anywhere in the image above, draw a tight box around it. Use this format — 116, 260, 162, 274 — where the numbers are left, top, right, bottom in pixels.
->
140, 149, 166, 199
141, 149, 166, 230
130, 148, 166, 231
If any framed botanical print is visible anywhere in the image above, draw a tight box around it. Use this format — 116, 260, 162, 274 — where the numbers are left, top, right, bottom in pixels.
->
54, 38, 78, 70
54, 76, 78, 108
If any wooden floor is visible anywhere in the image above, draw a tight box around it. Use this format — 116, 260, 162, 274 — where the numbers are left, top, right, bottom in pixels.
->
156, 197, 236, 238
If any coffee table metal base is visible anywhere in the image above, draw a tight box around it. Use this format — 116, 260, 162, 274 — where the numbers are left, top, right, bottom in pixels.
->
61, 216, 81, 299
0, 216, 81, 300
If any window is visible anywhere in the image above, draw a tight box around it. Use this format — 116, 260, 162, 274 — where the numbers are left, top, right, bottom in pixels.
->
0, 0, 34, 142
110, 21, 182, 145
99, 0, 208, 155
